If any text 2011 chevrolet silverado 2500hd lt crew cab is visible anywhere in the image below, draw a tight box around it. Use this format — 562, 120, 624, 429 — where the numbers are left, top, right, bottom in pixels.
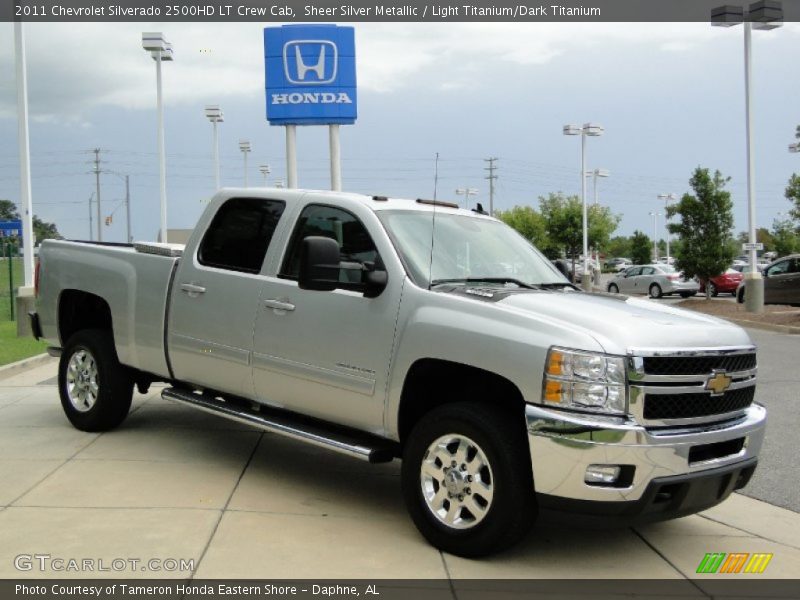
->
30, 188, 766, 557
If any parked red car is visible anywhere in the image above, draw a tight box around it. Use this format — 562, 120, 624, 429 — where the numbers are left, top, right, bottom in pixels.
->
699, 268, 743, 296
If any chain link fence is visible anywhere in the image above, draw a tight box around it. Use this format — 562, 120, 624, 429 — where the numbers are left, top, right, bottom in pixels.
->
0, 241, 21, 322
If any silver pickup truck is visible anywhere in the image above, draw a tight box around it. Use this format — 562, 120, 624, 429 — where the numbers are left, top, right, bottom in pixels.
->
30, 188, 765, 557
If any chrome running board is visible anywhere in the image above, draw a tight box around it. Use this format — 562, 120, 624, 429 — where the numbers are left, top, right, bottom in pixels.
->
162, 387, 395, 463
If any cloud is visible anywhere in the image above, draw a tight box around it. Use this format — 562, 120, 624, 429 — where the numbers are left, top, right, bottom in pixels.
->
0, 21, 765, 121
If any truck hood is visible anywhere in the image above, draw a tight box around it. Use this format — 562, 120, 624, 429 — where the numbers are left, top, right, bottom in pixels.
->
498, 291, 752, 355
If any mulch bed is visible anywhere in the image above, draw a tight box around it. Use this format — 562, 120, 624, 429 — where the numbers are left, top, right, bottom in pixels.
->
676, 298, 800, 327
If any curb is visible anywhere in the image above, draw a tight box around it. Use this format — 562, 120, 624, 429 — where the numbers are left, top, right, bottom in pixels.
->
723, 317, 800, 335
0, 353, 54, 382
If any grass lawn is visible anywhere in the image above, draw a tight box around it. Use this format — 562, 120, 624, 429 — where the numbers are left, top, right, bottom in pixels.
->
0, 256, 25, 322
0, 320, 48, 366
0, 257, 47, 366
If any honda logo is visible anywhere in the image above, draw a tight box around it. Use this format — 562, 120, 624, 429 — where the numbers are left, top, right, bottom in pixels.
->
283, 40, 338, 85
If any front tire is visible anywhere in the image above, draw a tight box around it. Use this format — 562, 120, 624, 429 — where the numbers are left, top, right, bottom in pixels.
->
59, 329, 133, 432
607, 283, 619, 294
401, 402, 536, 557
709, 282, 718, 297
649, 283, 663, 299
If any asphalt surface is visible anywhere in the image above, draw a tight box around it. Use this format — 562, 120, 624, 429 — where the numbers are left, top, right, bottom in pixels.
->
740, 327, 800, 512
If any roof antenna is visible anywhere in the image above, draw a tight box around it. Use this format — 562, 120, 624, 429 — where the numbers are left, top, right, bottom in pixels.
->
428, 152, 439, 289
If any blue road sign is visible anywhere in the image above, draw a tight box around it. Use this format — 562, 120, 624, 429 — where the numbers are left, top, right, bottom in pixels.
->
0, 220, 22, 238
264, 25, 357, 126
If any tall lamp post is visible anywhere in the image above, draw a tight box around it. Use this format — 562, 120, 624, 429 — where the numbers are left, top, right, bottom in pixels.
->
586, 168, 609, 283
649, 211, 662, 262
564, 123, 605, 290
142, 32, 173, 243
657, 193, 677, 261
259, 164, 272, 187
455, 187, 479, 209
239, 140, 252, 188
204, 105, 224, 191
711, 1, 783, 313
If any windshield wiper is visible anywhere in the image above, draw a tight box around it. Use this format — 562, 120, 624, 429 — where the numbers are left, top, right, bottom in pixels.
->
430, 277, 538, 290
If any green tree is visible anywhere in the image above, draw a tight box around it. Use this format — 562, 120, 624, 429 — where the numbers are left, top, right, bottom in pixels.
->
495, 205, 554, 256
0, 199, 20, 221
772, 216, 799, 257
538, 192, 620, 274
786, 173, 800, 223
605, 235, 632, 259
630, 230, 651, 265
667, 168, 736, 299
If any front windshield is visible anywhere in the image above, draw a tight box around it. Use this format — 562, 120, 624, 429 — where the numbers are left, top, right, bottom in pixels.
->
377, 210, 567, 287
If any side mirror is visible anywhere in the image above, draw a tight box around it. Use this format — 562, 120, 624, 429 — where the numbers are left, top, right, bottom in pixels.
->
298, 236, 341, 291
362, 268, 388, 298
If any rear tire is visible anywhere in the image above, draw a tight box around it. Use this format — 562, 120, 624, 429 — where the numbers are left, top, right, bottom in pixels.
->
59, 329, 133, 432
607, 283, 619, 294
402, 402, 536, 557
649, 283, 663, 299
737, 288, 745, 304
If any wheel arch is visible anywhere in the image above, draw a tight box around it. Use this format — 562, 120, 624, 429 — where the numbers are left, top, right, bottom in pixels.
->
396, 358, 527, 448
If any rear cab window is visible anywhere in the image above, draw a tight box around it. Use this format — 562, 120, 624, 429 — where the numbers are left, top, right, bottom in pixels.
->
198, 197, 286, 273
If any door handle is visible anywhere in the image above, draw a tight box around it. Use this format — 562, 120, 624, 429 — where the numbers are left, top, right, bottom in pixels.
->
264, 298, 295, 312
180, 283, 207, 295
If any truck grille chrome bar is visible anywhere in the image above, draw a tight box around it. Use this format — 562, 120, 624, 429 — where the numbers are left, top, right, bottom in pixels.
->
626, 347, 757, 427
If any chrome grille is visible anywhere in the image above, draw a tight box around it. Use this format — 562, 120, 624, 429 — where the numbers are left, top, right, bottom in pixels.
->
643, 386, 755, 420
628, 347, 757, 426
642, 353, 756, 376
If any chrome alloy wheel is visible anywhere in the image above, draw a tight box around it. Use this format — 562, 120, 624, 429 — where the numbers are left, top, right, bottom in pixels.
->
420, 434, 494, 530
65, 349, 99, 413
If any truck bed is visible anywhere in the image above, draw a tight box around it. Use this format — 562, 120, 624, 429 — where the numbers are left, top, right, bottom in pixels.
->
37, 239, 181, 378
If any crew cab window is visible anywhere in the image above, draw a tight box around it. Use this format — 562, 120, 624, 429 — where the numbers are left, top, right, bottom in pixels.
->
281, 205, 379, 290
198, 198, 285, 273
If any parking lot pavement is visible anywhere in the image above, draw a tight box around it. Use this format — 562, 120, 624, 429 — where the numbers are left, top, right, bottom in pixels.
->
0, 362, 798, 584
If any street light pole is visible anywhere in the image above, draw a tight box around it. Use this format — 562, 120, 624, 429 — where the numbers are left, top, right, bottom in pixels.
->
658, 193, 676, 261
711, 2, 783, 313
455, 187, 479, 210
142, 33, 173, 243
259, 164, 271, 187
649, 211, 661, 262
239, 140, 252, 188
204, 105, 224, 191
564, 124, 605, 291
13, 22, 34, 288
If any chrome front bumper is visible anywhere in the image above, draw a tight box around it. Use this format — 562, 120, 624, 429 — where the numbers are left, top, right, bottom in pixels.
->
526, 403, 766, 504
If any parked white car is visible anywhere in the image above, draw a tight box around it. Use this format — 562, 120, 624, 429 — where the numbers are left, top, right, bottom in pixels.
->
607, 264, 699, 298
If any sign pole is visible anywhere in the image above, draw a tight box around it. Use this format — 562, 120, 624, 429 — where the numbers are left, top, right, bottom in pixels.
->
329, 124, 342, 192
286, 125, 298, 189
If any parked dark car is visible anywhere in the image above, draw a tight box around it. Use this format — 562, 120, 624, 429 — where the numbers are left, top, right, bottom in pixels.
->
699, 268, 743, 296
737, 254, 800, 305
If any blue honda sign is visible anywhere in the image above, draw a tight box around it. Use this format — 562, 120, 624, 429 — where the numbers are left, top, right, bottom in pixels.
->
0, 220, 22, 238
264, 25, 357, 126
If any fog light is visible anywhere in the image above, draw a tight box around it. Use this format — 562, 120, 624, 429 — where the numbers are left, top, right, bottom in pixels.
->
585, 465, 621, 485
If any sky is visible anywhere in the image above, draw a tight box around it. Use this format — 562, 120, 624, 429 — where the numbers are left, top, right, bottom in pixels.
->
0, 21, 799, 244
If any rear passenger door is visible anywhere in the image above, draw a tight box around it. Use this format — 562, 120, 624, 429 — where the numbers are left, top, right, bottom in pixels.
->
168, 197, 286, 397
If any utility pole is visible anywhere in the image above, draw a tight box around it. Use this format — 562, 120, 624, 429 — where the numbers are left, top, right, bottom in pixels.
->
92, 148, 103, 241
433, 152, 440, 200
124, 175, 132, 243
88, 192, 94, 240
484, 157, 498, 215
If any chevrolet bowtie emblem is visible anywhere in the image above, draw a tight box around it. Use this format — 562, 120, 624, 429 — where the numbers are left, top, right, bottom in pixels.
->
706, 371, 733, 395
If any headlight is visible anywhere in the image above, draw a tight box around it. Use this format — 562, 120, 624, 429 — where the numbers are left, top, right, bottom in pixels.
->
542, 347, 627, 415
